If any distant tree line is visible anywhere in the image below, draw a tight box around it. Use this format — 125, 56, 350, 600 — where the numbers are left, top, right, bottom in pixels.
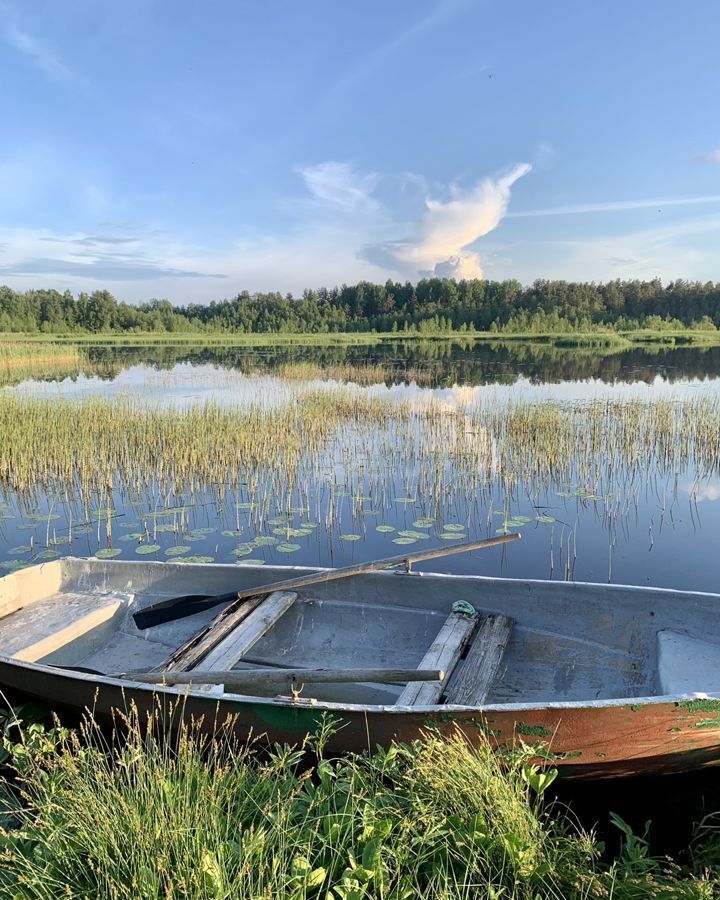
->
1, 278, 719, 334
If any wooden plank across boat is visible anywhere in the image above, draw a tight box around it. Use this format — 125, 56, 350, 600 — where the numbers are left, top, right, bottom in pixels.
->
1, 556, 720, 779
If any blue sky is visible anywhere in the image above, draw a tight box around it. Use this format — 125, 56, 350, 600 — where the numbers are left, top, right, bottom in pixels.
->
1, 0, 719, 303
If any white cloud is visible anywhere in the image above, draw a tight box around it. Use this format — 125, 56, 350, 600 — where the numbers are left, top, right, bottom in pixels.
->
296, 162, 379, 212
704, 150, 720, 165
2, 21, 73, 82
508, 193, 720, 219
365, 163, 531, 279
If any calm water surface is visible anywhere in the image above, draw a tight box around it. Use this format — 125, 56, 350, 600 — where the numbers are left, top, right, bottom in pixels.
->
2, 339, 719, 593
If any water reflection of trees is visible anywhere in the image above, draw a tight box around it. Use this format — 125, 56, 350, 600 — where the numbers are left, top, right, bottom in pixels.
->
79, 341, 720, 387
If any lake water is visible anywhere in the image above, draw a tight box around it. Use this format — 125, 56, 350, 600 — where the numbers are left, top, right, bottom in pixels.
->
2, 339, 719, 593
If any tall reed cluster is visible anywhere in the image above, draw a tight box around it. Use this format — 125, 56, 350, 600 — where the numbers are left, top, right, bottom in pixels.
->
0, 392, 717, 515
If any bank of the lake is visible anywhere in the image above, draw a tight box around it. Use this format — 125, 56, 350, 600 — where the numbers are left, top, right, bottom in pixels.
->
3, 327, 720, 348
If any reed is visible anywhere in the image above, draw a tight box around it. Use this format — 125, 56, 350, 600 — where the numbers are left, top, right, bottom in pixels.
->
0, 392, 717, 515
0, 342, 86, 386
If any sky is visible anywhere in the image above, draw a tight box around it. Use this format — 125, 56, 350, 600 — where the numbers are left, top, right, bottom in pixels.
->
0, 0, 719, 304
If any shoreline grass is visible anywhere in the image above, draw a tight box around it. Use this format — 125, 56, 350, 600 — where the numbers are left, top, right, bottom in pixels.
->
0, 708, 716, 898
3, 328, 720, 349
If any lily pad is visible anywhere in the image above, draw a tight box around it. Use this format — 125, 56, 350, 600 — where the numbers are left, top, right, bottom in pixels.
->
339, 534, 362, 541
253, 536, 278, 547
536, 515, 556, 524
95, 548, 122, 559
268, 516, 292, 526
154, 524, 177, 534
398, 530, 429, 540
392, 537, 417, 545
231, 547, 253, 558
376, 525, 395, 533
222, 530, 244, 538
176, 555, 215, 564
442, 524, 466, 532
16, 524, 39, 531
235, 558, 265, 566
412, 519, 434, 528
165, 546, 191, 557
35, 549, 59, 560
276, 543, 301, 553
394, 497, 416, 504
234, 502, 256, 510
439, 532, 465, 540
26, 513, 61, 521
9, 545, 31, 555
135, 544, 161, 555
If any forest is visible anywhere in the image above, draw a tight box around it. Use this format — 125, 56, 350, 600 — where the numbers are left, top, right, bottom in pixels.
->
1, 277, 719, 334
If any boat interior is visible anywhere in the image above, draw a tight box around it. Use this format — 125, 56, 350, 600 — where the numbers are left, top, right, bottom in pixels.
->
0, 557, 717, 707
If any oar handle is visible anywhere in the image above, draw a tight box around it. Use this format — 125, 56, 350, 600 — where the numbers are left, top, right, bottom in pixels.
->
229, 532, 521, 603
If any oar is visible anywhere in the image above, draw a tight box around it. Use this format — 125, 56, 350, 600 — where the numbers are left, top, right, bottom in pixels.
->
119, 667, 444, 690
133, 533, 520, 631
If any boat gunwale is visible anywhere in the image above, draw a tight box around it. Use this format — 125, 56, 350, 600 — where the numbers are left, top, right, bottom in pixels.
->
3, 558, 720, 715
1, 653, 718, 717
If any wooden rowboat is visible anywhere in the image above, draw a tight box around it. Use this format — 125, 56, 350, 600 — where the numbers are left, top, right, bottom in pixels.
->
1, 555, 720, 779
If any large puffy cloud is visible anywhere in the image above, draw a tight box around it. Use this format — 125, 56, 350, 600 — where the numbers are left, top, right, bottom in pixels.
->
363, 163, 531, 279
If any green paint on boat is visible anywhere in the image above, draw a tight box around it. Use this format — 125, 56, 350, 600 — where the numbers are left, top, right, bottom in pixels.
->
630, 704, 642, 712
516, 723, 552, 737
250, 701, 326, 733
678, 699, 720, 713
694, 715, 720, 729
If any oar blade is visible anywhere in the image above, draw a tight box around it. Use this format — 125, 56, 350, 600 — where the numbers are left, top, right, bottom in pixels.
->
133, 591, 236, 630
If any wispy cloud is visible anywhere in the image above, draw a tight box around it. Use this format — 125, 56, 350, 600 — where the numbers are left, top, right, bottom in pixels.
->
297, 162, 379, 212
0, 228, 226, 283
522, 213, 720, 282
507, 194, 720, 219
2, 20, 73, 82
700, 150, 720, 165
363, 164, 531, 279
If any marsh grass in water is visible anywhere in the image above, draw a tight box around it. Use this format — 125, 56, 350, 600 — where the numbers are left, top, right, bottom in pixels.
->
0, 707, 716, 898
0, 342, 85, 387
0, 389, 719, 581
0, 391, 718, 499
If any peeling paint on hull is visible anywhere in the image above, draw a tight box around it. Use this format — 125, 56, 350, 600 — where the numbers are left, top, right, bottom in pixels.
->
2, 658, 720, 780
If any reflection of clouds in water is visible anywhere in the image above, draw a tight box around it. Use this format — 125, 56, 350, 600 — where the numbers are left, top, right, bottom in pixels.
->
684, 481, 720, 502
6, 363, 720, 410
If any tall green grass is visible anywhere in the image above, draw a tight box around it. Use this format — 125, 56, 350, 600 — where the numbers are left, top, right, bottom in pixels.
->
0, 708, 716, 898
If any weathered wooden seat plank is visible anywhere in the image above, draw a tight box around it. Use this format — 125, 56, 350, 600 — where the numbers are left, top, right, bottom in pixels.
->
444, 614, 514, 706
396, 609, 478, 706
196, 591, 298, 672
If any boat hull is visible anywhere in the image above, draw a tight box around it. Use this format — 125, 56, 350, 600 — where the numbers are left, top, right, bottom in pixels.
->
2, 557, 720, 779
2, 655, 720, 779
